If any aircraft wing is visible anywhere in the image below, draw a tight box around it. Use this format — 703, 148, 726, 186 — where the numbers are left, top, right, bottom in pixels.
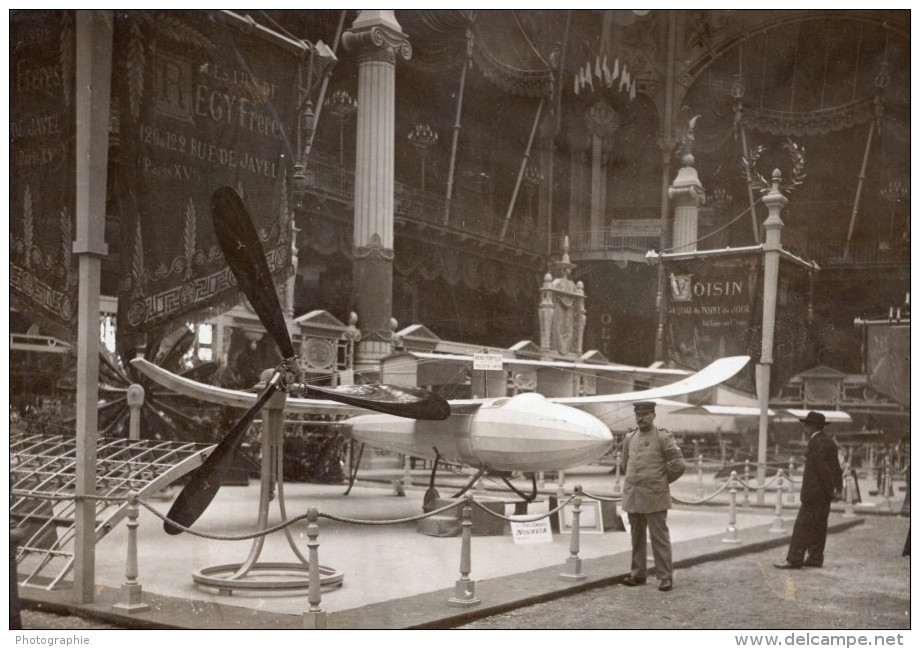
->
552, 356, 750, 406
549, 356, 751, 430
131, 357, 372, 416
131, 357, 485, 418
657, 400, 851, 423
408, 351, 691, 377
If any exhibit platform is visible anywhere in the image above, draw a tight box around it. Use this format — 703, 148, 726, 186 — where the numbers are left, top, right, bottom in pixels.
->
17, 465, 899, 630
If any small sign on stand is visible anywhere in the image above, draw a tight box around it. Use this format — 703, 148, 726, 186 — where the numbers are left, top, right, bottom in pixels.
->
509, 515, 553, 544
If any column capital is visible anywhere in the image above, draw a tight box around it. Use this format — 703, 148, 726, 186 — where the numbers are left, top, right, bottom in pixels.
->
353, 233, 394, 261
342, 10, 412, 64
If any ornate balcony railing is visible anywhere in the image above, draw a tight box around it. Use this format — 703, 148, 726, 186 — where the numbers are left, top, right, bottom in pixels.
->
303, 153, 546, 253
803, 239, 910, 268
302, 153, 354, 202
560, 221, 665, 257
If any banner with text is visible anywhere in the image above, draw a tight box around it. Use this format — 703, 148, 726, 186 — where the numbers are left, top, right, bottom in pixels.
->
113, 10, 301, 341
663, 251, 814, 397
10, 11, 78, 341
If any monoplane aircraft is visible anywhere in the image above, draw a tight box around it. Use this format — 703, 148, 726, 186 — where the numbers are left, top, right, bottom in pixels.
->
134, 187, 750, 534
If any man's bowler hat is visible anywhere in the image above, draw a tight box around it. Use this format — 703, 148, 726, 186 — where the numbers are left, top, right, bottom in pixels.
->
799, 411, 825, 426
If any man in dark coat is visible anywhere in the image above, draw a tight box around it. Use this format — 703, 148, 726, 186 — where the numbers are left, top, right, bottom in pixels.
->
774, 411, 843, 569
620, 401, 685, 591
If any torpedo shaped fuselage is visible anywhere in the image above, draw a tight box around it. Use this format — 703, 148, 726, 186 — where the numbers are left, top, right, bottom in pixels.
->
345, 392, 614, 472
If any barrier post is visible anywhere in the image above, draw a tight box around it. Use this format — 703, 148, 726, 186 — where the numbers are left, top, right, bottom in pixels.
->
448, 496, 480, 607
402, 454, 413, 488
612, 451, 622, 495
302, 507, 327, 629
769, 471, 786, 533
560, 486, 587, 580
742, 460, 751, 507
881, 455, 893, 511
842, 467, 857, 518
786, 458, 796, 504
723, 472, 742, 544
697, 454, 704, 500
112, 491, 150, 613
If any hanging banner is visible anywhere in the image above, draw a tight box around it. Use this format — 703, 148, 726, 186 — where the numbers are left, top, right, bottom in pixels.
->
113, 10, 301, 342
866, 324, 910, 407
9, 10, 78, 342
663, 251, 814, 396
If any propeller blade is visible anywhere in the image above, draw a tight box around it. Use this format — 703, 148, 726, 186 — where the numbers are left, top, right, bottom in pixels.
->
164, 374, 280, 535
211, 186, 294, 359
306, 383, 451, 421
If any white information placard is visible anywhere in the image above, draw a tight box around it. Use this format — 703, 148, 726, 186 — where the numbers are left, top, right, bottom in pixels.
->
509, 515, 553, 544
473, 353, 504, 371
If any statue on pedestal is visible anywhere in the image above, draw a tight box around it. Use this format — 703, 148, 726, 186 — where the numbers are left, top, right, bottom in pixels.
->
540, 236, 586, 357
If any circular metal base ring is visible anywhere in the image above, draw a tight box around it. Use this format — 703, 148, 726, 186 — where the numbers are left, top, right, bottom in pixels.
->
192, 562, 344, 593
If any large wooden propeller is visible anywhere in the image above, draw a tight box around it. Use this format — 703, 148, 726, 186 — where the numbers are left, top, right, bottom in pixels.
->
164, 187, 449, 534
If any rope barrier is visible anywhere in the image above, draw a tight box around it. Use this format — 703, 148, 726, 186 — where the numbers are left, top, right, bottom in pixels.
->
468, 494, 576, 523
17, 458, 902, 618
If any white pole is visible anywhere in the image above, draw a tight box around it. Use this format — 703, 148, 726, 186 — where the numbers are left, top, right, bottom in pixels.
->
755, 170, 787, 505
73, 9, 113, 604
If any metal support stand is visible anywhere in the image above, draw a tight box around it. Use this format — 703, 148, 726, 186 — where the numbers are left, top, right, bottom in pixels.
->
192, 389, 344, 594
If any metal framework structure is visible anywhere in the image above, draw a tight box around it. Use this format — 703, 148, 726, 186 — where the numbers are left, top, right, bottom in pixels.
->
10, 433, 211, 591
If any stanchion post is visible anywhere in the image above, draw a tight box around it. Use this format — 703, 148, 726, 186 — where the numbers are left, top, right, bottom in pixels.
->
612, 451, 622, 495
697, 454, 704, 500
302, 507, 327, 629
786, 458, 796, 504
402, 454, 413, 489
560, 485, 587, 580
448, 495, 480, 607
842, 467, 857, 518
742, 460, 751, 507
113, 491, 150, 613
882, 455, 893, 511
769, 471, 786, 533
723, 471, 742, 544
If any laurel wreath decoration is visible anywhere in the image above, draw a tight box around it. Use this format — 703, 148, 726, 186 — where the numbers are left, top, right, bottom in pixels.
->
742, 138, 807, 194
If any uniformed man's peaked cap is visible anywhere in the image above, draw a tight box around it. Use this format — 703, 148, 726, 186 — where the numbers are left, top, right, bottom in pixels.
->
633, 401, 656, 414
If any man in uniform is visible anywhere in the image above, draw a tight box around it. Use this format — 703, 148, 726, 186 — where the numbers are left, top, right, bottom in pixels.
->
774, 411, 843, 569
620, 401, 685, 591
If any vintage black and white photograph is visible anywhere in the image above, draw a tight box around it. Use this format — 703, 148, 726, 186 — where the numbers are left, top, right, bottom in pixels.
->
8, 7, 911, 636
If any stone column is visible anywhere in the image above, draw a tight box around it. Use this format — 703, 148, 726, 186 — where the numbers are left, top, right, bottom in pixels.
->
668, 152, 703, 252
585, 101, 618, 249
342, 11, 411, 377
